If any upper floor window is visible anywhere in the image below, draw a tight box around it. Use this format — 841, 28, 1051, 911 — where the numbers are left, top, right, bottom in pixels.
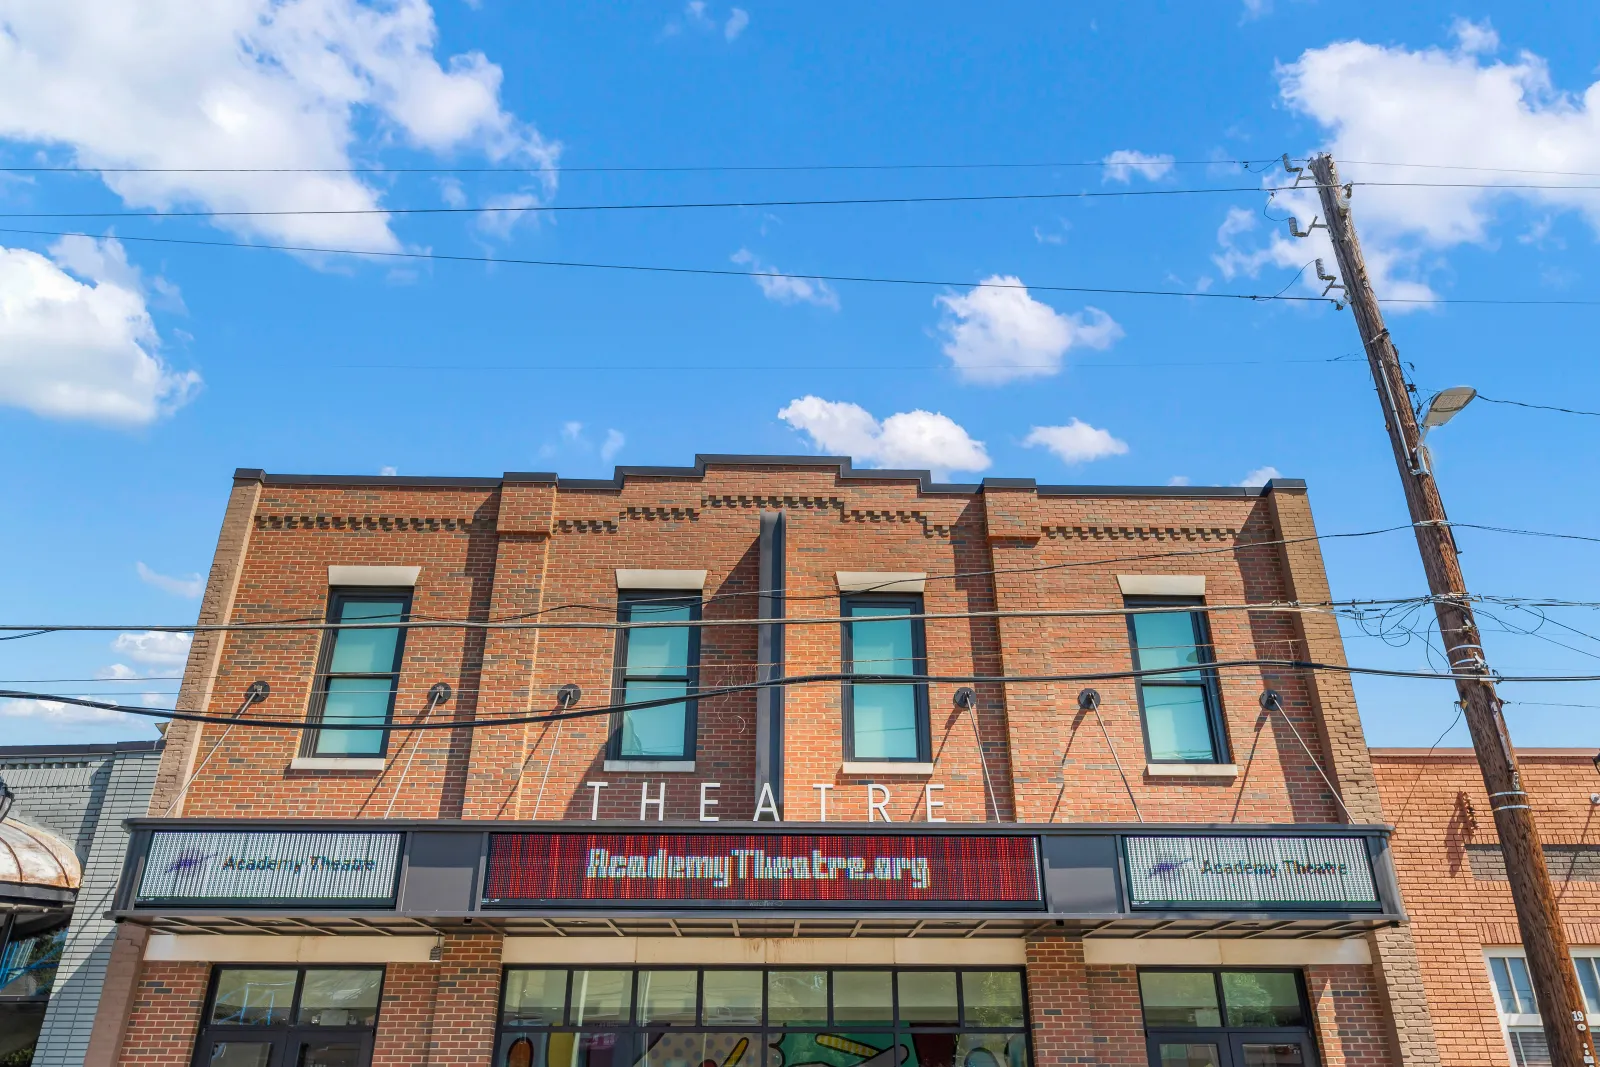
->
1487, 948, 1600, 1066
842, 595, 929, 762
611, 593, 700, 761
1126, 600, 1228, 764
305, 589, 411, 758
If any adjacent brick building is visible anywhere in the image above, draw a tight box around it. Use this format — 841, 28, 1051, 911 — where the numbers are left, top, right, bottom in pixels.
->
1372, 748, 1600, 1066
88, 457, 1440, 1066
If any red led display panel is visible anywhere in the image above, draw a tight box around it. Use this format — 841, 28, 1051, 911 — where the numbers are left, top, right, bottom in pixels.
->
484, 833, 1042, 907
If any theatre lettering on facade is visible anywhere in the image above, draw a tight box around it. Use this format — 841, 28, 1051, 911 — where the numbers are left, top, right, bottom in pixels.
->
88, 458, 1437, 1067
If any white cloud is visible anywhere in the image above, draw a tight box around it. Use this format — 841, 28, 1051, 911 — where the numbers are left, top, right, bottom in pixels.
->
477, 191, 543, 239
1022, 420, 1129, 464
725, 8, 749, 40
438, 177, 467, 208
1103, 150, 1175, 183
0, 238, 199, 425
562, 421, 584, 441
0, 697, 129, 724
600, 429, 625, 463
111, 630, 193, 667
1450, 18, 1499, 56
778, 396, 990, 477
137, 562, 205, 598
1237, 465, 1282, 487
379, 465, 398, 476
1278, 29, 1600, 253
935, 276, 1122, 384
1168, 476, 1191, 486
1240, 0, 1271, 21
731, 250, 839, 309
0, 0, 557, 251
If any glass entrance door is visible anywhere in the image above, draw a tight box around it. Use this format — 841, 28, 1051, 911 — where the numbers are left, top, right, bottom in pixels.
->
1138, 970, 1319, 1067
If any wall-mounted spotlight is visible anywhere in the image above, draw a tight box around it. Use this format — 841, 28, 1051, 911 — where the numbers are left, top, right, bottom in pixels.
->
953, 687, 976, 710
1078, 688, 1101, 712
557, 683, 582, 710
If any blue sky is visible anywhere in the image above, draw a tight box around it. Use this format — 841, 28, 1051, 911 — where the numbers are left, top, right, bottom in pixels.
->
2, 0, 1599, 753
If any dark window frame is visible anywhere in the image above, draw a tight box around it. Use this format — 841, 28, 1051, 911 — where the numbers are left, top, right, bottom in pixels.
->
1125, 597, 1230, 764
841, 594, 930, 763
191, 963, 386, 1067
1136, 967, 1319, 1067
301, 587, 413, 759
607, 591, 702, 762
494, 965, 1032, 1059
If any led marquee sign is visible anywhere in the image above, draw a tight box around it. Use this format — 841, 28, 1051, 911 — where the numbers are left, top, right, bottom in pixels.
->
135, 830, 403, 907
1124, 835, 1380, 910
483, 833, 1042, 908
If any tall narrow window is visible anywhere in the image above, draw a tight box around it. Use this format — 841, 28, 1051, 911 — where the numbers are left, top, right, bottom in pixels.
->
1126, 599, 1227, 764
611, 594, 700, 761
305, 589, 411, 758
842, 596, 928, 762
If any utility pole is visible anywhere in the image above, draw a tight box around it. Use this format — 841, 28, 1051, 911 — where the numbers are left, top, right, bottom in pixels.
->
1308, 153, 1596, 1066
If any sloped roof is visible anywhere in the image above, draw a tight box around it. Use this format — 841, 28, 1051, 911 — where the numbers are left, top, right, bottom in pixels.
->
0, 819, 81, 891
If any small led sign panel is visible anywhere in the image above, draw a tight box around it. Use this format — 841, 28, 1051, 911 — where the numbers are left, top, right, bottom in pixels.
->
1124, 835, 1380, 910
484, 833, 1043, 908
136, 830, 404, 907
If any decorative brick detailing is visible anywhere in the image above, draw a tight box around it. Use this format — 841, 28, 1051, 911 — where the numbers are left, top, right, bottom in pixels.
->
555, 517, 619, 533
703, 494, 845, 511
1041, 525, 1237, 541
255, 513, 487, 531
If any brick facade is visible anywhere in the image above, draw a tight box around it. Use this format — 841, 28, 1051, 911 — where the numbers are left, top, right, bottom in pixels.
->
1372, 748, 1600, 1067
99, 458, 1431, 1067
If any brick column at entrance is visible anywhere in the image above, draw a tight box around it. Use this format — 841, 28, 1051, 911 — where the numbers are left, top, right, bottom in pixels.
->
424, 934, 503, 1065
1025, 937, 1144, 1066
117, 961, 210, 1066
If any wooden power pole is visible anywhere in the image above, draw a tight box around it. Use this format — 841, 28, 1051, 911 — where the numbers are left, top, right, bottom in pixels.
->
1309, 153, 1596, 1066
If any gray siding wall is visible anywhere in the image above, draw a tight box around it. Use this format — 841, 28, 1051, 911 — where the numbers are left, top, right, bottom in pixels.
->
2, 746, 161, 1067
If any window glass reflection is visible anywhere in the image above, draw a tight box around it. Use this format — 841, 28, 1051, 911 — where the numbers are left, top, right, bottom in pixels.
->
1138, 972, 1221, 1028
212, 969, 300, 1026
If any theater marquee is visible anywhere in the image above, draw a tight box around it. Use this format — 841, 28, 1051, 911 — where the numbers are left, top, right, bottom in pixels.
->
135, 830, 404, 907
1124, 834, 1381, 910
483, 832, 1043, 908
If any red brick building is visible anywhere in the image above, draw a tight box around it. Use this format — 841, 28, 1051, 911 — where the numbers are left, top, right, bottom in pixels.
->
1371, 748, 1600, 1066
89, 458, 1437, 1066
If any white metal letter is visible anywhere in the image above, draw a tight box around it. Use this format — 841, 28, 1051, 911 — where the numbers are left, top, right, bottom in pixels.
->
754, 782, 781, 821
586, 781, 609, 820
813, 782, 833, 822
868, 783, 891, 822
700, 781, 721, 822
924, 783, 946, 822
640, 781, 666, 821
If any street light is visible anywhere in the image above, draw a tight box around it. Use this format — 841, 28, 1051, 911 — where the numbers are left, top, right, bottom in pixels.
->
1420, 386, 1478, 437
1414, 386, 1477, 476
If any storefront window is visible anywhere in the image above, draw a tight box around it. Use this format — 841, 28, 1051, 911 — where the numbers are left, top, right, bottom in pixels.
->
194, 966, 384, 1067
0, 916, 68, 998
497, 967, 1030, 1067
1138, 970, 1315, 1067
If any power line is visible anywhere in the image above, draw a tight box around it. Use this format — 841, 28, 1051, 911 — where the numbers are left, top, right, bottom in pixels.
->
0, 185, 1306, 220
1477, 394, 1600, 418
4, 226, 1590, 308
0, 226, 1330, 305
336, 355, 1362, 373
0, 158, 1268, 176
11, 179, 1600, 222
11, 657, 1600, 735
